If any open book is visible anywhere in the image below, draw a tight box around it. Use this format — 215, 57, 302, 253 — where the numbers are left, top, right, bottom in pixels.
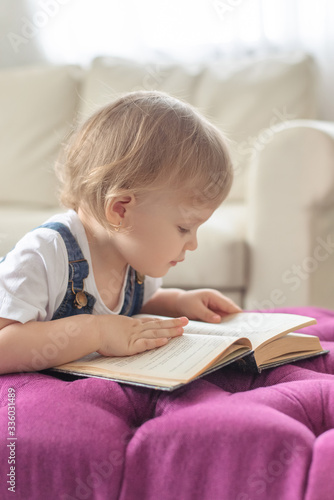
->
51, 312, 327, 391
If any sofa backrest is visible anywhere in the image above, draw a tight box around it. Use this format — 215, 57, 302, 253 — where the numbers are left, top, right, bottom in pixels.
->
0, 64, 81, 208
0, 53, 317, 208
78, 52, 317, 202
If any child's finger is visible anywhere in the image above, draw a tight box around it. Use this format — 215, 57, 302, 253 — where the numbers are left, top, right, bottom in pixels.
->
195, 303, 222, 323
141, 317, 188, 331
134, 336, 170, 353
208, 295, 242, 315
141, 324, 185, 339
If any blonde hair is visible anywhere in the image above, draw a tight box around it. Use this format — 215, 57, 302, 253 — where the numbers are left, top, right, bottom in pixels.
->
56, 90, 233, 227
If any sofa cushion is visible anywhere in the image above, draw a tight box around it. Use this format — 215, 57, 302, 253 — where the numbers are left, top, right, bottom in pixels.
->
0, 205, 65, 257
0, 65, 81, 208
78, 52, 317, 202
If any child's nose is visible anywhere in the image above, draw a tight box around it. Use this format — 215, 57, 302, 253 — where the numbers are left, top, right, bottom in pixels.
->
184, 233, 198, 252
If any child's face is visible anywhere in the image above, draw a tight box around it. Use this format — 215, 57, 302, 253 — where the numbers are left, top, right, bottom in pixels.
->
115, 190, 217, 278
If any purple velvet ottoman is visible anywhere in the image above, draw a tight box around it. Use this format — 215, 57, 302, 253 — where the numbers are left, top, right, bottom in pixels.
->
1, 306, 334, 500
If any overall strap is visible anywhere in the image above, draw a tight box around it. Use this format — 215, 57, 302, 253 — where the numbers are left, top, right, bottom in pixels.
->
40, 222, 89, 307
120, 267, 145, 316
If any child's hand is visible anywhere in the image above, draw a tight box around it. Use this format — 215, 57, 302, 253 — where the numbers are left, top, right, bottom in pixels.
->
175, 289, 242, 323
96, 314, 188, 357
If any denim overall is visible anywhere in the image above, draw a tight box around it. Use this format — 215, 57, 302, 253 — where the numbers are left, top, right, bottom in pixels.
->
38, 222, 145, 319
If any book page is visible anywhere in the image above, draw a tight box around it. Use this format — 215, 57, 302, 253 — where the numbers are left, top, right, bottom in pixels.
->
179, 313, 316, 350
254, 332, 324, 366
57, 334, 250, 382
223, 313, 316, 349
135, 313, 316, 348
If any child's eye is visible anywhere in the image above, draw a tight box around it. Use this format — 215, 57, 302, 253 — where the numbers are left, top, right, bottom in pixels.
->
178, 226, 190, 234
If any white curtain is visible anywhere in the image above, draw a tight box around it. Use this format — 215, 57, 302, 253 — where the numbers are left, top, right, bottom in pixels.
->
2, 0, 334, 118
27, 0, 334, 61
0, 0, 46, 66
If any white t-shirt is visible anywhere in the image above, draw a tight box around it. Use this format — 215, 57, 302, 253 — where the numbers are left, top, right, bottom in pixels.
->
0, 210, 162, 323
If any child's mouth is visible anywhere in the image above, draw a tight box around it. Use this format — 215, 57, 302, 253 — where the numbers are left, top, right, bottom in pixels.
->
170, 259, 184, 266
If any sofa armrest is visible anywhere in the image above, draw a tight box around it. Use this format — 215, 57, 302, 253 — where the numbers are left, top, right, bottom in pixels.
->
245, 120, 334, 309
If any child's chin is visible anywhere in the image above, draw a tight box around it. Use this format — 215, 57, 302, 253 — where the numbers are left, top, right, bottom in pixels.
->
145, 269, 169, 279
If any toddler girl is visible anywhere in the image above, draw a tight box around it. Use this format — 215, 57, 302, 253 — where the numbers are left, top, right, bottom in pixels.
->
0, 90, 241, 375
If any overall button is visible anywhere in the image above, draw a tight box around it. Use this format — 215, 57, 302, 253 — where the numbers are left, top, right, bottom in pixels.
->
74, 291, 88, 309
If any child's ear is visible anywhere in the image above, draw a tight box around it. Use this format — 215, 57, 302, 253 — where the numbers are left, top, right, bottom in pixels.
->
105, 194, 136, 225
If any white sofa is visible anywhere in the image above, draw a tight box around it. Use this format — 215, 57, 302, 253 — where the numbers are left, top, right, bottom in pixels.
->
1, 52, 333, 309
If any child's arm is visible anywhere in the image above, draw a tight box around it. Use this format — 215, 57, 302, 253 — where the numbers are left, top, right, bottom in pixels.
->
0, 314, 187, 375
141, 288, 242, 322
